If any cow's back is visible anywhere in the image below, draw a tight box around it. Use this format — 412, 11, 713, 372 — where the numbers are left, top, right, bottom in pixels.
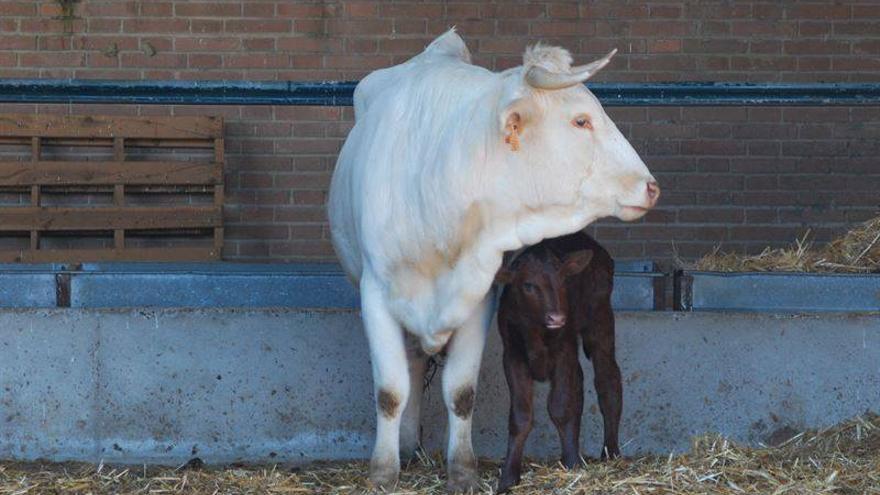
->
329, 30, 499, 285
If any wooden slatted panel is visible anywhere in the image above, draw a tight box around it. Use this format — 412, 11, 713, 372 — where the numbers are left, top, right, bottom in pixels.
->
0, 115, 222, 140
0, 206, 221, 231
0, 114, 224, 262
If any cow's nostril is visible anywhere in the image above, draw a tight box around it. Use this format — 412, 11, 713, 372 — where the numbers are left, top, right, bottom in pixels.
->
646, 181, 660, 202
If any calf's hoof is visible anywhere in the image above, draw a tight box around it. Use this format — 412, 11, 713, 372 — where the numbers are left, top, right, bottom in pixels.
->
600, 446, 621, 461
368, 463, 399, 491
496, 473, 519, 494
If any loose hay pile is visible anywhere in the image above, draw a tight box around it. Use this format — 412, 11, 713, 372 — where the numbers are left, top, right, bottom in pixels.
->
691, 215, 880, 273
0, 414, 877, 494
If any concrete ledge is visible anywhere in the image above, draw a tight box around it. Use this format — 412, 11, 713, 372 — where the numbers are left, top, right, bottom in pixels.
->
0, 262, 663, 310
0, 309, 876, 464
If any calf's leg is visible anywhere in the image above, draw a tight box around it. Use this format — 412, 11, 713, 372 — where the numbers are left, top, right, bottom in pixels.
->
360, 275, 411, 489
548, 347, 584, 469
584, 298, 622, 459
497, 336, 534, 493
400, 335, 428, 459
441, 296, 492, 493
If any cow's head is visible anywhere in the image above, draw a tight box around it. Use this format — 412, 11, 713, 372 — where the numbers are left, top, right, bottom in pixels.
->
495, 248, 594, 331
497, 46, 659, 222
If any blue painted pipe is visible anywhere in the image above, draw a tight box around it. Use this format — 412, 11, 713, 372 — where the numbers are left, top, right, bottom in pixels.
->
0, 79, 878, 106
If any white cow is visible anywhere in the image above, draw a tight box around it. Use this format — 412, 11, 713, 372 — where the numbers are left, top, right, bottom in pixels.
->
328, 30, 658, 491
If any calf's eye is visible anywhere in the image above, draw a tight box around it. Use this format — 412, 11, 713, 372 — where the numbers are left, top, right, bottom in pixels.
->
523, 283, 537, 293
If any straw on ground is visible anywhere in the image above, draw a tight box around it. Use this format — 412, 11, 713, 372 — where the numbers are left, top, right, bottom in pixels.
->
0, 413, 876, 494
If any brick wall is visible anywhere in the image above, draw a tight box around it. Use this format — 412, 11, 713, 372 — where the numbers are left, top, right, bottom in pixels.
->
0, 1, 878, 263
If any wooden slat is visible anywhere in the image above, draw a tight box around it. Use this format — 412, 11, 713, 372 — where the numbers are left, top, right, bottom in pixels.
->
0, 115, 222, 140
0, 161, 222, 186
112, 138, 125, 250
0, 206, 221, 231
29, 137, 40, 250
0, 137, 215, 148
0, 246, 219, 263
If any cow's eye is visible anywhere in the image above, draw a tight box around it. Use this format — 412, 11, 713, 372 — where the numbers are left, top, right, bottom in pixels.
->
572, 115, 593, 130
522, 283, 537, 293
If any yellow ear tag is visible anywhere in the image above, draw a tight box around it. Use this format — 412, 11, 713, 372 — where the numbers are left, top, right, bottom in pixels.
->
505, 124, 520, 151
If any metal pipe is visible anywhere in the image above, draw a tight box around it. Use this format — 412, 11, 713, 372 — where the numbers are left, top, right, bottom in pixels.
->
0, 79, 878, 106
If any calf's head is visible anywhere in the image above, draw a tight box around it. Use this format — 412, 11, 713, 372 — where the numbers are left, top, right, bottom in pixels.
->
496, 249, 593, 331
498, 46, 659, 223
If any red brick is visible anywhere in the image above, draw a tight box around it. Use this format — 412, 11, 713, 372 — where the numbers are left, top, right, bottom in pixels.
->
1, 35, 36, 50
190, 19, 224, 33
141, 2, 172, 16
531, 21, 594, 37
277, 37, 343, 53
124, 19, 189, 33
326, 19, 392, 36
0, 2, 35, 16
20, 52, 87, 67
243, 3, 275, 18
277, 4, 332, 18
293, 19, 326, 35
791, 4, 851, 19
226, 19, 291, 33
82, 1, 138, 16
647, 39, 682, 53
175, 2, 241, 17
244, 38, 276, 51
188, 54, 223, 68
175, 37, 241, 52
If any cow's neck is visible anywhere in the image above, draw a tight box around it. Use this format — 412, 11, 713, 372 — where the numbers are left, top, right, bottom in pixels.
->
388, 191, 596, 338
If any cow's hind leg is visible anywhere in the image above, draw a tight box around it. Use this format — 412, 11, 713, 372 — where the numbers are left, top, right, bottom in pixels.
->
400, 334, 428, 460
442, 297, 492, 493
361, 275, 411, 489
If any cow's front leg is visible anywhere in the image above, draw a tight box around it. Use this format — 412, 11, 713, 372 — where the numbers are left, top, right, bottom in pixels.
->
442, 296, 492, 493
400, 334, 428, 459
361, 275, 411, 489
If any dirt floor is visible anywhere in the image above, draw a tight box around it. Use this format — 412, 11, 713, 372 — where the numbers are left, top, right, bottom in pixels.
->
0, 413, 877, 494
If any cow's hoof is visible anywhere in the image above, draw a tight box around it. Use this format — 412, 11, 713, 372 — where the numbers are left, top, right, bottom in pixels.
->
446, 466, 480, 493
368, 464, 399, 492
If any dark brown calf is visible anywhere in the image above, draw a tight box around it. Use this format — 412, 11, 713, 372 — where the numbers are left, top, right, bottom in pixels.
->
494, 232, 622, 492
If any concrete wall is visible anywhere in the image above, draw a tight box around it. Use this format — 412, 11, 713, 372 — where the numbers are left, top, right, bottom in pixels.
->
0, 308, 877, 464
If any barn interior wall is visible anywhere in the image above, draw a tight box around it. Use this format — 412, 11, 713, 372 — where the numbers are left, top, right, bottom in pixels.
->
0, 1, 877, 263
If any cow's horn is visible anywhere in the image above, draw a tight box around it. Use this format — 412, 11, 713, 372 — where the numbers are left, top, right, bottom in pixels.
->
525, 49, 618, 90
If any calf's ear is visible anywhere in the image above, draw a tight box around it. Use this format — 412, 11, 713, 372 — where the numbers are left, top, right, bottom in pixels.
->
562, 249, 593, 276
494, 266, 515, 285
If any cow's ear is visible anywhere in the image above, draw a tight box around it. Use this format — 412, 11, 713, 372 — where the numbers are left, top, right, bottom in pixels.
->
494, 266, 515, 285
500, 98, 534, 152
562, 249, 593, 277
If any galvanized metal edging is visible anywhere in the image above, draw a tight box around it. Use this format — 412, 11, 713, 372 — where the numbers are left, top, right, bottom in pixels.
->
0, 80, 878, 106
675, 270, 880, 313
